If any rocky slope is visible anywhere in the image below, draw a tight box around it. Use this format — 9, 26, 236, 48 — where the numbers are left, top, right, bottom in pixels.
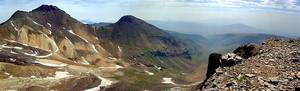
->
196, 39, 300, 90
0, 5, 206, 90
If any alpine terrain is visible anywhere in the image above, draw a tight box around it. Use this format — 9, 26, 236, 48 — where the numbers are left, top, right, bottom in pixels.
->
0, 5, 205, 90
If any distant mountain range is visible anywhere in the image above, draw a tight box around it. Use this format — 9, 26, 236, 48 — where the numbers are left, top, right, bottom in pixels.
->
149, 20, 268, 36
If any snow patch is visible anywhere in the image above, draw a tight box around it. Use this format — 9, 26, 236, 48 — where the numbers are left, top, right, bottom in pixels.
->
81, 57, 90, 65
48, 37, 59, 53
85, 76, 113, 91
117, 46, 122, 52
10, 51, 18, 54
54, 71, 73, 79
47, 23, 52, 27
23, 50, 52, 58
154, 65, 162, 70
68, 30, 89, 43
23, 51, 38, 56
116, 65, 124, 69
4, 72, 10, 75
10, 21, 19, 31
34, 61, 67, 67
36, 53, 53, 58
162, 77, 175, 84
9, 75, 13, 78
0, 45, 23, 50
145, 71, 154, 75
108, 57, 118, 61
9, 58, 16, 62
98, 65, 124, 69
91, 45, 98, 53
68, 30, 75, 35
30, 76, 36, 78
46, 29, 52, 34
13, 46, 23, 50
32, 20, 43, 26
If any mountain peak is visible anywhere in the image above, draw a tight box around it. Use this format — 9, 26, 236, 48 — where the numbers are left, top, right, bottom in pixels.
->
32, 5, 62, 12
117, 15, 145, 24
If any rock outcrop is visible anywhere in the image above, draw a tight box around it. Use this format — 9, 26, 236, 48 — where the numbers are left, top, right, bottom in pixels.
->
233, 44, 261, 59
196, 39, 300, 90
220, 53, 243, 67
206, 53, 222, 79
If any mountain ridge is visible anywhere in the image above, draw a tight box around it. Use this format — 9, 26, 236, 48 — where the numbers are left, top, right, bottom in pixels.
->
0, 5, 206, 90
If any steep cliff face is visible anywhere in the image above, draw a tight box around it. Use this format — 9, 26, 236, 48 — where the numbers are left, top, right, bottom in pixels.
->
196, 39, 300, 90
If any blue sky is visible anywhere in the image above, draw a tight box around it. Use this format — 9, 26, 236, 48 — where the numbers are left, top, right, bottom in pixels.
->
1, 0, 300, 36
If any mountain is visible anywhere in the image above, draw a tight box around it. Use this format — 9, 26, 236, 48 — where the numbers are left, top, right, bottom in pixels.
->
196, 39, 300, 90
0, 5, 205, 90
0, 4, 112, 66
93, 15, 203, 71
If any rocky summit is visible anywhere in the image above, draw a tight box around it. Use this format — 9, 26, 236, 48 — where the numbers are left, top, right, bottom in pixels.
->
196, 39, 300, 90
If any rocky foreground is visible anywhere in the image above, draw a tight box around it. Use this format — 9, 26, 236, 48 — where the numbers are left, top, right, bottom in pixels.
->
196, 39, 300, 90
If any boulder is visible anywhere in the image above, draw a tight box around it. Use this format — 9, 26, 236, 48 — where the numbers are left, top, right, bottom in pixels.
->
296, 72, 300, 79
221, 53, 243, 67
233, 44, 261, 59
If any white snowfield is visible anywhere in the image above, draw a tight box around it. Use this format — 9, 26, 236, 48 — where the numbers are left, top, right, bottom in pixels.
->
47, 23, 52, 27
32, 20, 43, 26
34, 60, 67, 67
145, 70, 154, 75
68, 30, 75, 34
98, 65, 124, 69
162, 77, 175, 84
108, 57, 118, 61
54, 71, 73, 79
68, 30, 89, 43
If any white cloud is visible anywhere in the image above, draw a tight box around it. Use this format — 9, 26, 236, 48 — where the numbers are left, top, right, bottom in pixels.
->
174, 0, 300, 12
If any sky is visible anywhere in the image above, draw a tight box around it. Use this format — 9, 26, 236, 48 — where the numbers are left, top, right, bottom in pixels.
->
1, 0, 300, 36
